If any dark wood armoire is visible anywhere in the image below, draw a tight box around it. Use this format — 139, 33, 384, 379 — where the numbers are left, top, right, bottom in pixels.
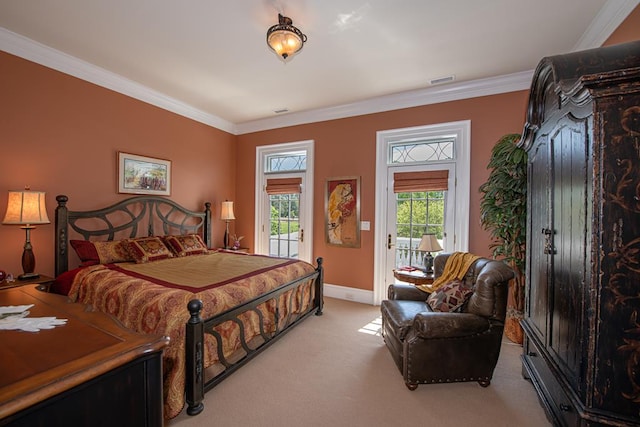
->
520, 40, 640, 426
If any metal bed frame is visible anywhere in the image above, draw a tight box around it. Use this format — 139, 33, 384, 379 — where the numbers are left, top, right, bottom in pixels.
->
54, 195, 324, 416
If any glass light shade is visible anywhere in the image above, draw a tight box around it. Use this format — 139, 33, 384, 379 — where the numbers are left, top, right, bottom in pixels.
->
266, 14, 307, 61
220, 201, 235, 221
417, 234, 442, 252
3, 190, 50, 225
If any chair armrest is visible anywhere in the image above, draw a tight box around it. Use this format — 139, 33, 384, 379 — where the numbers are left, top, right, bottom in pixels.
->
411, 312, 490, 339
387, 283, 429, 301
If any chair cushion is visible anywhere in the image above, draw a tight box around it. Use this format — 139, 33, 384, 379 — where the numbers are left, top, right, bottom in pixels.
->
381, 300, 430, 341
426, 279, 473, 312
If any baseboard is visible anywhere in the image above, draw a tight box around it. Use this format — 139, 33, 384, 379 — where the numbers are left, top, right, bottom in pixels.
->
323, 283, 375, 305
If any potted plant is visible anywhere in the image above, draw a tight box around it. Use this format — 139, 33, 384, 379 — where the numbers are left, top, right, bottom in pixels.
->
479, 133, 527, 344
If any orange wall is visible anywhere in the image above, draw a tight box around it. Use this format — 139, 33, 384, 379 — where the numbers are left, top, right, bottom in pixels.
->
604, 4, 640, 46
235, 91, 529, 290
0, 52, 236, 278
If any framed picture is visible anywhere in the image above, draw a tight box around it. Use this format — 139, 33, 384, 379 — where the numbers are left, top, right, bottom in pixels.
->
325, 176, 360, 248
117, 152, 171, 195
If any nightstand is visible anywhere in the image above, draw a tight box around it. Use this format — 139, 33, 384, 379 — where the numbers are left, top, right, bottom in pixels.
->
0, 274, 54, 292
218, 247, 250, 254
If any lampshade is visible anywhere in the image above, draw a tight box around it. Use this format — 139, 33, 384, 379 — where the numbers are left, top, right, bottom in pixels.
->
266, 14, 307, 61
417, 234, 442, 252
3, 190, 50, 225
220, 201, 235, 221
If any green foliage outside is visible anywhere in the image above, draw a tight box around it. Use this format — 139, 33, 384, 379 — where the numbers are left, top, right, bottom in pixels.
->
270, 205, 300, 236
396, 192, 445, 239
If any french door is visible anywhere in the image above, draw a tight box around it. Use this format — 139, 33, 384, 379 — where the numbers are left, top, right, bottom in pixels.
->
255, 141, 314, 263
374, 121, 470, 305
263, 172, 308, 260
384, 163, 456, 287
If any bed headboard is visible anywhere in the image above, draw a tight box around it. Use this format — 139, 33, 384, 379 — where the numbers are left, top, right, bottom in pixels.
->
55, 195, 212, 276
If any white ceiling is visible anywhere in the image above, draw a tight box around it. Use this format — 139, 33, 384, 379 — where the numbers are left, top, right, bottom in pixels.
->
1, 0, 638, 134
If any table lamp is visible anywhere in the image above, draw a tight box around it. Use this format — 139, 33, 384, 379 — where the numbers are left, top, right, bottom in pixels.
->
3, 188, 50, 280
417, 233, 442, 275
220, 200, 235, 249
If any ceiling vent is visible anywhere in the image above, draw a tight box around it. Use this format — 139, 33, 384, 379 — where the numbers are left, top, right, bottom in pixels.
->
430, 75, 455, 85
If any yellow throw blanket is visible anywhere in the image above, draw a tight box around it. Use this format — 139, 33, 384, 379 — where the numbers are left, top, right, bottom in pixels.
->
416, 252, 481, 293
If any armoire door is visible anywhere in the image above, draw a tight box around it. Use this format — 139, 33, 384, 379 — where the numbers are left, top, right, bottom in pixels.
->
526, 134, 551, 343
548, 116, 590, 395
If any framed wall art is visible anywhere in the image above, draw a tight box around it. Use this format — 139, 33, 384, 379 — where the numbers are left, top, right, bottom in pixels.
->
118, 152, 171, 195
325, 176, 360, 248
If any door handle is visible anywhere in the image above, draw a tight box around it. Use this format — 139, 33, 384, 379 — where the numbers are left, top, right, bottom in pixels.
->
387, 234, 394, 250
300, 229, 304, 243
542, 228, 556, 254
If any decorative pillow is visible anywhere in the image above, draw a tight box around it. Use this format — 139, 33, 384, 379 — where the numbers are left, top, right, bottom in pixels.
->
70, 240, 133, 266
163, 234, 208, 257
125, 236, 174, 263
426, 279, 473, 312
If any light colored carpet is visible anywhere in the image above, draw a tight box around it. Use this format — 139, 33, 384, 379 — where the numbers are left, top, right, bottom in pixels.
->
168, 297, 550, 427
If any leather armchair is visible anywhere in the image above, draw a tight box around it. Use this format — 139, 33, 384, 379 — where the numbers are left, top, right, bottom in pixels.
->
380, 253, 514, 390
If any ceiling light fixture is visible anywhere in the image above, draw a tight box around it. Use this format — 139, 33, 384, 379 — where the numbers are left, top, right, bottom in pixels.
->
266, 13, 307, 62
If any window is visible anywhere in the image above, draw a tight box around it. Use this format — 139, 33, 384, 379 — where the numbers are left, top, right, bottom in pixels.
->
266, 177, 301, 258
390, 138, 454, 163
395, 190, 446, 267
265, 151, 306, 172
255, 141, 314, 263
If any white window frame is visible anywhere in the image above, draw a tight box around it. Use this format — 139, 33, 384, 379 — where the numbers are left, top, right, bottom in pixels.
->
373, 120, 470, 305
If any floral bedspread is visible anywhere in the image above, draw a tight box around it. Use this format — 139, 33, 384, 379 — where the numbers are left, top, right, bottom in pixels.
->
67, 251, 317, 419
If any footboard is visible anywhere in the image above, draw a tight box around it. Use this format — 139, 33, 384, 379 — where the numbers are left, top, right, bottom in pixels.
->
185, 257, 324, 416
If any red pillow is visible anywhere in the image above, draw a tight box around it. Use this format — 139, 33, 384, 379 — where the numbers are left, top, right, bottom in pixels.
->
70, 240, 100, 266
51, 268, 82, 295
70, 240, 133, 266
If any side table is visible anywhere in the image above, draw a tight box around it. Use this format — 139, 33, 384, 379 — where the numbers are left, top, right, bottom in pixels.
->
0, 274, 54, 292
393, 269, 434, 286
218, 247, 250, 254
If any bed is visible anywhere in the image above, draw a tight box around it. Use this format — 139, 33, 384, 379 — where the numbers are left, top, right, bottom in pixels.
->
52, 194, 324, 419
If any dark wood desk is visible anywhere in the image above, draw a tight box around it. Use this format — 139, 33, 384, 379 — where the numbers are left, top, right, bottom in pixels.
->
0, 285, 169, 427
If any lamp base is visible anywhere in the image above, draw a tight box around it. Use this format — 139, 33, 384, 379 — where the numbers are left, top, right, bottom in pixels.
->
223, 221, 230, 249
424, 252, 434, 275
18, 272, 40, 280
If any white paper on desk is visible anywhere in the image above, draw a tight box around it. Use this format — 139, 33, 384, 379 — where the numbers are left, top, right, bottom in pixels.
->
0, 304, 34, 319
0, 316, 68, 332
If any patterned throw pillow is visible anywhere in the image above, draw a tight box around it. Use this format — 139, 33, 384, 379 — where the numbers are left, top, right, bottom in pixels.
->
70, 240, 133, 266
426, 279, 473, 312
125, 236, 174, 263
163, 234, 208, 257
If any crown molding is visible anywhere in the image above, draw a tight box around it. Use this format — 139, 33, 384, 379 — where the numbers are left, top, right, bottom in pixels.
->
235, 71, 533, 134
1, 26, 532, 136
0, 27, 236, 134
573, 0, 640, 51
